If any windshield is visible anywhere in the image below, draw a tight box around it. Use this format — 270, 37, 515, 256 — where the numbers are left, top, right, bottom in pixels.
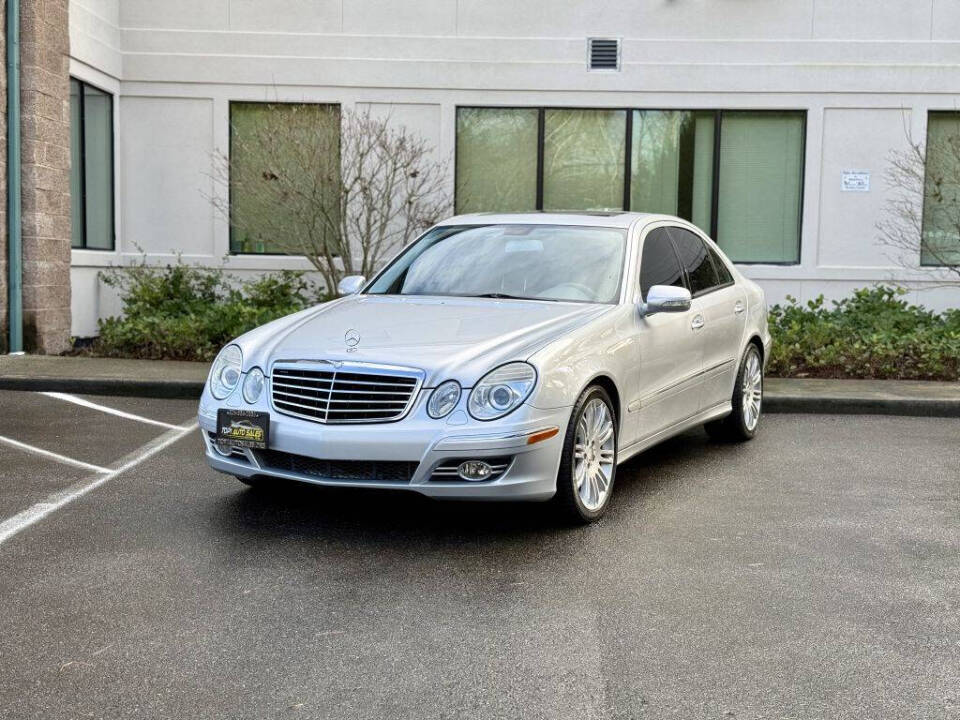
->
366, 224, 627, 303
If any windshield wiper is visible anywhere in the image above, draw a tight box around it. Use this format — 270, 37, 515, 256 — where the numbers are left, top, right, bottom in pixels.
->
467, 293, 557, 301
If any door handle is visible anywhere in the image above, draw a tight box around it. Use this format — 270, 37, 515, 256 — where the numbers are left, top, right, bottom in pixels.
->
691, 314, 705, 330
734, 300, 745, 315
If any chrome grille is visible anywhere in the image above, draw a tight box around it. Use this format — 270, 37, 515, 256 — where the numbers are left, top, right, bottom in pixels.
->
270, 362, 423, 424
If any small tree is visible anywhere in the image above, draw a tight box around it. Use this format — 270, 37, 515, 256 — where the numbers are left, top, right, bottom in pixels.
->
878, 116, 960, 287
212, 106, 451, 291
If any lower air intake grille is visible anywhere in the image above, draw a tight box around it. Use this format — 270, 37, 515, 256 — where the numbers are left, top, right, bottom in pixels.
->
257, 449, 418, 484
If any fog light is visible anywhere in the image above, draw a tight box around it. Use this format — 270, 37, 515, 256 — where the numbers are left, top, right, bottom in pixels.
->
214, 440, 238, 457
457, 460, 492, 481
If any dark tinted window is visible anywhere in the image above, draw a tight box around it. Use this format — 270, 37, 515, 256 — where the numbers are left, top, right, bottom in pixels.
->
707, 244, 734, 285
669, 227, 719, 295
639, 228, 685, 301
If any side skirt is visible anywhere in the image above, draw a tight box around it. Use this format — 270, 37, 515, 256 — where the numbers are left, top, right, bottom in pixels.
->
616, 401, 731, 465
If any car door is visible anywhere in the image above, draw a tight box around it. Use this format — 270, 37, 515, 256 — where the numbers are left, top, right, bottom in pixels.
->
630, 227, 704, 442
668, 227, 746, 412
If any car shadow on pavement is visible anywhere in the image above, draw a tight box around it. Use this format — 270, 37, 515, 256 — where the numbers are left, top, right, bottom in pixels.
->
217, 482, 564, 540
206, 427, 727, 545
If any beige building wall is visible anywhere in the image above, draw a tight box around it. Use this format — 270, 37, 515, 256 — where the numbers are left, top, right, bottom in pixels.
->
54, 0, 960, 335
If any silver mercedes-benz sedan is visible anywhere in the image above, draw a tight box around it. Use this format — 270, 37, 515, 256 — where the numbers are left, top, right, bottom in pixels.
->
198, 212, 771, 522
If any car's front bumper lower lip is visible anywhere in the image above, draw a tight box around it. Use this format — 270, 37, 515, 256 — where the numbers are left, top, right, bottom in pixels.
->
199, 389, 569, 501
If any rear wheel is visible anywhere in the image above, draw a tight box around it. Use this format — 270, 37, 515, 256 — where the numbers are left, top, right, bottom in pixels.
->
705, 344, 763, 442
554, 386, 618, 524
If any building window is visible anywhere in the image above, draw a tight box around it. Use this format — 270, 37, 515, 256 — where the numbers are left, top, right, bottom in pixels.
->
921, 112, 960, 267
229, 102, 341, 254
455, 108, 538, 213
543, 108, 626, 212
70, 78, 114, 250
454, 107, 806, 264
716, 112, 804, 264
631, 110, 715, 232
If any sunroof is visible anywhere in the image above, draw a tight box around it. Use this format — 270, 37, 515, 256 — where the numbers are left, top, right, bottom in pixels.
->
540, 211, 628, 217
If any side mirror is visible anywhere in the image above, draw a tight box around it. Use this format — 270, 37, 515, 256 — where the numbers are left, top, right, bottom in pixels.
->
642, 285, 691, 316
337, 275, 366, 296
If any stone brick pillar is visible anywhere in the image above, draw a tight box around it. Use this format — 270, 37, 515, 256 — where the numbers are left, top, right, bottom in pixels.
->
19, 0, 71, 353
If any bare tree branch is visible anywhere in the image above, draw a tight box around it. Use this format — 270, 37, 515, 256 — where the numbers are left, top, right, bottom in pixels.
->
211, 105, 451, 290
878, 115, 960, 287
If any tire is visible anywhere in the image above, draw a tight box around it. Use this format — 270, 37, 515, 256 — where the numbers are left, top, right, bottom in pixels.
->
553, 385, 618, 524
705, 344, 763, 442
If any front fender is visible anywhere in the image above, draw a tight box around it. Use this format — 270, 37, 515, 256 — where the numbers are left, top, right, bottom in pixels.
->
525, 305, 635, 416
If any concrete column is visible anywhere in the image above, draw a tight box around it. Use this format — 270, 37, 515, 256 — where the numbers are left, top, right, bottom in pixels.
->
19, 0, 70, 353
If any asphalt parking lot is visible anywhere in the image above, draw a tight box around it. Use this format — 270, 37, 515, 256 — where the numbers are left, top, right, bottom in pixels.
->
0, 388, 957, 719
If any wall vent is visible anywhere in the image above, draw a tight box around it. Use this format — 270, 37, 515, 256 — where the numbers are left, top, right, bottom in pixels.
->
587, 38, 621, 71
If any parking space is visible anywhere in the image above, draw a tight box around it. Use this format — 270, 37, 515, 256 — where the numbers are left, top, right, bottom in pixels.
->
0, 452, 89, 521
0, 390, 198, 542
0, 390, 196, 467
0, 389, 957, 719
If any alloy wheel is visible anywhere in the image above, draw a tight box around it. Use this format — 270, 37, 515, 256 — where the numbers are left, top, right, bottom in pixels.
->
741, 349, 763, 431
573, 398, 616, 512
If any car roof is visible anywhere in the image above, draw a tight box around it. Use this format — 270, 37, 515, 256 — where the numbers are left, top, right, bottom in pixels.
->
437, 211, 667, 230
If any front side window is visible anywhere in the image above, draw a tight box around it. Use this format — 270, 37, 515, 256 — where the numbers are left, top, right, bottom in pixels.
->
922, 112, 960, 266
669, 227, 719, 295
367, 224, 626, 304
70, 78, 114, 250
639, 228, 685, 301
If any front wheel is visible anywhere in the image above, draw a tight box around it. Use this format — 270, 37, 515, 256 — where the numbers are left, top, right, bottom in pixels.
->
554, 386, 618, 524
705, 344, 763, 442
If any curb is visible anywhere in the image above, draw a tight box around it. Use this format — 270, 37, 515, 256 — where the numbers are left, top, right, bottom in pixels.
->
763, 395, 960, 418
0, 377, 205, 399
2, 376, 958, 417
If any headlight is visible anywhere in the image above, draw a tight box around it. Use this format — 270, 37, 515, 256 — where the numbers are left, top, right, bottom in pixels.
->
209, 344, 243, 400
427, 380, 461, 419
242, 367, 265, 404
468, 362, 537, 421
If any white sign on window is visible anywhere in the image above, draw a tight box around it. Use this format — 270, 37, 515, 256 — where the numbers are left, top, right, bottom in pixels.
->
841, 170, 870, 192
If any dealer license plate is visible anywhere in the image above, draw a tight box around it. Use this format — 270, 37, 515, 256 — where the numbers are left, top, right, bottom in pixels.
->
217, 409, 270, 449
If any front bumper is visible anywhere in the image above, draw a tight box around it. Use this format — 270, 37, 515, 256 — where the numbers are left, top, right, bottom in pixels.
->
198, 382, 570, 501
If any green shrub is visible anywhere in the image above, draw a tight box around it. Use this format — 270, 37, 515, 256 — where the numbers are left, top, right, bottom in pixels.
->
92, 259, 329, 361
768, 286, 960, 380
89, 269, 959, 379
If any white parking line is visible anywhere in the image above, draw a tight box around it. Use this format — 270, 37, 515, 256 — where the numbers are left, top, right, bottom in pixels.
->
0, 435, 111, 474
0, 422, 198, 547
39, 392, 183, 430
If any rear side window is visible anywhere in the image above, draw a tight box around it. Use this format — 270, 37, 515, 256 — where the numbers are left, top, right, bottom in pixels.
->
669, 227, 719, 295
707, 244, 734, 285
639, 228, 685, 301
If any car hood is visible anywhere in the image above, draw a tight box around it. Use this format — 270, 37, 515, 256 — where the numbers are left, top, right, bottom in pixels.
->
239, 294, 612, 387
